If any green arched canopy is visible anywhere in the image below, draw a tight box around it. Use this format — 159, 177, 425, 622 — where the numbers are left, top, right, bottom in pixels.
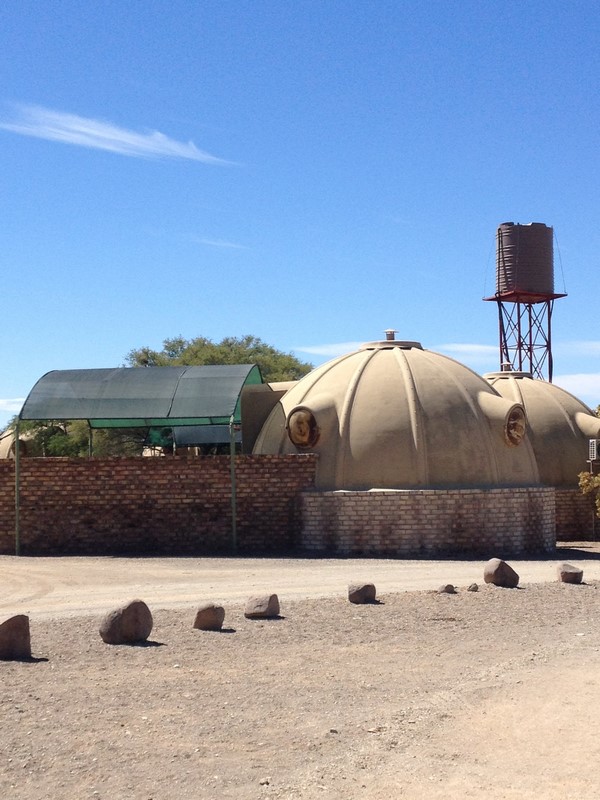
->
19, 364, 263, 428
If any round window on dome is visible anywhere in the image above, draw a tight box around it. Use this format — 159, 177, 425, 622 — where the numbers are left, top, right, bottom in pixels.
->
505, 407, 526, 446
287, 408, 320, 448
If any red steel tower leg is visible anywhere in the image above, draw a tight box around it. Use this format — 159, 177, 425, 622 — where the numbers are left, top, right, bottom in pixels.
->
495, 299, 555, 381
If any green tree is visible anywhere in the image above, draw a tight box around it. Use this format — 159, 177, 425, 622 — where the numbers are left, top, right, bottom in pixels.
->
126, 334, 313, 382
581, 406, 600, 516
7, 418, 146, 457
579, 470, 600, 519
5, 419, 80, 457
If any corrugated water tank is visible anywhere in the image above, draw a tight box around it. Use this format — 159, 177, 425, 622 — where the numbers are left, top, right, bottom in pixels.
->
496, 222, 554, 295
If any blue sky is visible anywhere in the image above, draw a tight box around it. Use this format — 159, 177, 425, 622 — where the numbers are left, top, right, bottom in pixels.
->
2, 0, 600, 429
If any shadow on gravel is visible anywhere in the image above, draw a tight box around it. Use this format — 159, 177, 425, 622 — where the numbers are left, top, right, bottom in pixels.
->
118, 640, 165, 648
195, 627, 237, 634
1, 655, 49, 663
351, 599, 385, 605
555, 544, 600, 561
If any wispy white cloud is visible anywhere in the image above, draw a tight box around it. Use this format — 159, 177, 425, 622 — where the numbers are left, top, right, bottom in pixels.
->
553, 373, 600, 406
555, 341, 600, 357
433, 343, 498, 365
434, 341, 600, 363
295, 341, 500, 361
0, 104, 231, 164
293, 342, 364, 357
197, 238, 248, 250
435, 343, 498, 357
387, 213, 413, 226
0, 398, 24, 414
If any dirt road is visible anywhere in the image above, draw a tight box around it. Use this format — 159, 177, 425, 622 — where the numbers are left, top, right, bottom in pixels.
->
1, 542, 599, 619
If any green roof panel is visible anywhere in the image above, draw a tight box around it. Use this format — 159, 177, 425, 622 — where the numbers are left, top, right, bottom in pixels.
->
20, 364, 263, 427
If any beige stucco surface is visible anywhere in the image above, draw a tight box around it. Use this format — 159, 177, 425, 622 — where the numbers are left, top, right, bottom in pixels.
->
485, 371, 600, 487
254, 341, 540, 490
0, 429, 15, 459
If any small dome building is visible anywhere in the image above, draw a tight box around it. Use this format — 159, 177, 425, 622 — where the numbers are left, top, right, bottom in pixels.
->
254, 338, 553, 557
484, 371, 600, 540
484, 371, 600, 487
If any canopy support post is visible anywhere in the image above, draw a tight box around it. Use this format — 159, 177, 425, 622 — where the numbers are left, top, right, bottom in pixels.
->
229, 415, 237, 553
14, 419, 21, 556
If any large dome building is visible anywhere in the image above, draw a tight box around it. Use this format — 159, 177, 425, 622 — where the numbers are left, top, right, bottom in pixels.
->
254, 339, 539, 490
254, 337, 553, 557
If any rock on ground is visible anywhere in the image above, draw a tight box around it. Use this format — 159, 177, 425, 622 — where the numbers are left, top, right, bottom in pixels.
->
99, 599, 153, 644
557, 562, 584, 584
0, 614, 31, 660
244, 594, 280, 619
484, 558, 520, 588
348, 583, 377, 604
193, 603, 225, 631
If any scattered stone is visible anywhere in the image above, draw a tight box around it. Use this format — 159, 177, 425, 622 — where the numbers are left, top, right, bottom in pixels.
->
483, 558, 520, 588
193, 603, 225, 631
437, 584, 456, 594
244, 594, 280, 619
467, 583, 479, 592
557, 562, 583, 584
99, 599, 153, 644
259, 777, 270, 786
0, 614, 31, 660
348, 583, 377, 604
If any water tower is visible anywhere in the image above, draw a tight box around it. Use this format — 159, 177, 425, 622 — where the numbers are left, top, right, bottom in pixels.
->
484, 222, 566, 381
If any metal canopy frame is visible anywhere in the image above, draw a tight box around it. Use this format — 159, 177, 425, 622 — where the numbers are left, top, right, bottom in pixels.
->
14, 364, 264, 556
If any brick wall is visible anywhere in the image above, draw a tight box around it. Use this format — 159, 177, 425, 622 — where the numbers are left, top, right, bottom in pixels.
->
555, 488, 597, 541
0, 456, 317, 555
300, 487, 556, 557
1, 458, 593, 557
0, 462, 14, 545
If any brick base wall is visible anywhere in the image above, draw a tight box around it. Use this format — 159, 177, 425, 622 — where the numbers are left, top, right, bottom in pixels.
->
0, 456, 317, 555
1, 458, 594, 557
300, 487, 556, 557
555, 488, 597, 541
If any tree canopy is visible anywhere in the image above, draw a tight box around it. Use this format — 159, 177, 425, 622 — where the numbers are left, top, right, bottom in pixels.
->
125, 334, 313, 382
6, 419, 147, 458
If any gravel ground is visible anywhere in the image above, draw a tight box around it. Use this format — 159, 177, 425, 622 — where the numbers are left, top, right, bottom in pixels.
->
2, 570, 600, 799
